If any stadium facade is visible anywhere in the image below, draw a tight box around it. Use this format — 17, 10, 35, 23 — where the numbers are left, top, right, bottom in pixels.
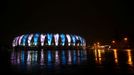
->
12, 33, 86, 49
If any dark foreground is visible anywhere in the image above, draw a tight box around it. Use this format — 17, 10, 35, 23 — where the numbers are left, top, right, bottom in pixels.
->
1, 48, 134, 75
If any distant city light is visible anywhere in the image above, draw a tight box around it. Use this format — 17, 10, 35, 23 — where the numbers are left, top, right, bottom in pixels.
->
124, 37, 128, 41
97, 42, 100, 45
112, 40, 115, 43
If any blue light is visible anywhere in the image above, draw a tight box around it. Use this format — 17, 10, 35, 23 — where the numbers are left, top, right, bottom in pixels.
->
34, 33, 39, 46
13, 33, 86, 48
47, 50, 52, 65
22, 34, 28, 46
47, 34, 53, 46
80, 50, 83, 62
73, 50, 77, 64
21, 50, 25, 64
78, 36, 83, 46
32, 51, 34, 62
71, 35, 76, 46
61, 50, 66, 64
77, 50, 81, 64
34, 51, 38, 63
60, 34, 65, 46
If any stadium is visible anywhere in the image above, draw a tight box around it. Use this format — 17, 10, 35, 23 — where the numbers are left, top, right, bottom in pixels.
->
12, 33, 86, 49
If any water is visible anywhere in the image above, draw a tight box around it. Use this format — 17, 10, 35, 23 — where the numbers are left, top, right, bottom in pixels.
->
1, 48, 134, 75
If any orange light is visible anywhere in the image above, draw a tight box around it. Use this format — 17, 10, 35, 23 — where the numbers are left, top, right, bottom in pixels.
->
124, 37, 128, 41
112, 40, 115, 43
97, 42, 100, 45
98, 49, 102, 64
113, 49, 118, 64
127, 49, 133, 66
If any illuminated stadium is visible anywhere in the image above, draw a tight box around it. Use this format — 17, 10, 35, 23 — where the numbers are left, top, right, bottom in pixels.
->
12, 33, 86, 49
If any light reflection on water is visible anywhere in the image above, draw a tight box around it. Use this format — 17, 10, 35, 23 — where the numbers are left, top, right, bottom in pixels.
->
126, 49, 133, 66
113, 49, 118, 64
93, 49, 134, 66
10, 49, 87, 70
94, 49, 105, 64
10, 48, 134, 74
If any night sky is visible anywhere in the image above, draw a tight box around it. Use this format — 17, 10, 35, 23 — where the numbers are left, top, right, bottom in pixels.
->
0, 0, 133, 45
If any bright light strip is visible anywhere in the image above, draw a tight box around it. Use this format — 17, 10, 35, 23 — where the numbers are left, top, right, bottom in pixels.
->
54, 34, 59, 46
40, 34, 46, 46
66, 34, 71, 46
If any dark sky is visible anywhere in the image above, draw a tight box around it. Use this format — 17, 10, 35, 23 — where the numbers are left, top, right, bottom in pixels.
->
0, 0, 133, 44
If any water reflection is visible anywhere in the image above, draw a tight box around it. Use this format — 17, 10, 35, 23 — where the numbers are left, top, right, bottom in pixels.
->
94, 49, 105, 64
55, 50, 60, 65
61, 50, 65, 64
10, 48, 134, 74
113, 49, 118, 64
68, 50, 72, 65
73, 50, 77, 64
126, 49, 133, 66
93, 48, 134, 67
40, 49, 44, 65
10, 49, 87, 69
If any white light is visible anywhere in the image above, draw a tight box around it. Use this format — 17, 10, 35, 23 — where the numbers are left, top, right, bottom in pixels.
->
28, 34, 33, 46
19, 35, 24, 45
54, 34, 59, 46
15, 37, 19, 46
40, 34, 46, 46
12, 38, 16, 47
66, 34, 71, 46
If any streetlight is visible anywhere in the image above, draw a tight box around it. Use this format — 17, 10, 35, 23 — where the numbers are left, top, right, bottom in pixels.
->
97, 42, 100, 45
112, 40, 115, 44
111, 40, 117, 49
123, 37, 129, 49
124, 37, 128, 41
